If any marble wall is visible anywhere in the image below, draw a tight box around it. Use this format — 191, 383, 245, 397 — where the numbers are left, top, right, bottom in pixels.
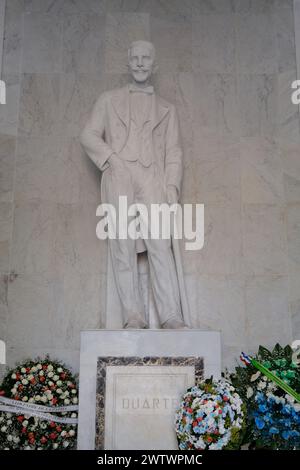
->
0, 0, 299, 376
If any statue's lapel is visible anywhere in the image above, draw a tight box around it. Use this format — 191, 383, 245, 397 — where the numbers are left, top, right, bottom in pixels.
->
112, 85, 169, 131
151, 94, 170, 131
112, 86, 130, 129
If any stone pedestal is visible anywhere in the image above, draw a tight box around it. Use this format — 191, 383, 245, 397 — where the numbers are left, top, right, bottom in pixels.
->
77, 329, 221, 450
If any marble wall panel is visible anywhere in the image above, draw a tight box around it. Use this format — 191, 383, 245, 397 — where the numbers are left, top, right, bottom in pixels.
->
63, 14, 105, 74
192, 14, 236, 74
242, 204, 287, 276
0, 202, 12, 272
18, 73, 61, 136
0, 134, 16, 203
22, 12, 63, 73
245, 274, 292, 352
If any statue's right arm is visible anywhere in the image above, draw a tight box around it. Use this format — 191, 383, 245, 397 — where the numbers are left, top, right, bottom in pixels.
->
80, 92, 115, 172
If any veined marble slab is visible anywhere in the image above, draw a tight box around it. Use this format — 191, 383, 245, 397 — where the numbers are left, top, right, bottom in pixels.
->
78, 329, 221, 450
0, 0, 5, 79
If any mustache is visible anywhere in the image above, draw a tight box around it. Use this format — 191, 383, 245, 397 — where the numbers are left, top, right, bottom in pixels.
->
130, 67, 150, 72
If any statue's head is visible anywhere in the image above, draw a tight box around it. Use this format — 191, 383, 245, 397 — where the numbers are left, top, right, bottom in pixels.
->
128, 40, 157, 84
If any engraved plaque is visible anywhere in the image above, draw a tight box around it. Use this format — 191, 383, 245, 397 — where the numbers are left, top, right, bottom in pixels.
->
104, 365, 195, 450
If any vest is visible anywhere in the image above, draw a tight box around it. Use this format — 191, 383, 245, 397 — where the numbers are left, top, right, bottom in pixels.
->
119, 92, 154, 167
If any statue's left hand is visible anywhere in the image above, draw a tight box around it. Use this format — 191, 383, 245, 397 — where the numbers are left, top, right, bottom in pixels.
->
166, 185, 178, 204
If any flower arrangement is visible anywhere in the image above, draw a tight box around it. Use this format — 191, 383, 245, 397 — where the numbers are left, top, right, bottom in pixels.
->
252, 391, 300, 449
0, 357, 78, 450
230, 344, 300, 449
175, 379, 246, 450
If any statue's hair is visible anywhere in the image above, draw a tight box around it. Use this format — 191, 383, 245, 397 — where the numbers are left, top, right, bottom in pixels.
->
128, 40, 156, 60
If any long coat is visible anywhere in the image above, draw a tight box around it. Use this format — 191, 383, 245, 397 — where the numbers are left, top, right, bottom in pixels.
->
80, 84, 191, 328
80, 84, 183, 196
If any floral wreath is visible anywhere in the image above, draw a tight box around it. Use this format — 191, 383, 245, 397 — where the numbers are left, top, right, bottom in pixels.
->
175, 378, 246, 450
0, 357, 78, 450
230, 344, 300, 449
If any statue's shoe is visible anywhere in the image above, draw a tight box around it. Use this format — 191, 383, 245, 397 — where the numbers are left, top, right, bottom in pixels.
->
124, 320, 148, 329
162, 318, 189, 329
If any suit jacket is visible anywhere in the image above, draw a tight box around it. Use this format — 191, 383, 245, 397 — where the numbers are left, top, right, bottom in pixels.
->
80, 84, 183, 196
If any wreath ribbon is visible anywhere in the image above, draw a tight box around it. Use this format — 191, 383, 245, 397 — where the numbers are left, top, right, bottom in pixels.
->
0, 396, 78, 424
240, 352, 300, 404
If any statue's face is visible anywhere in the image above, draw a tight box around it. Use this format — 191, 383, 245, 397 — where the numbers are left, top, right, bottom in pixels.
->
128, 43, 155, 84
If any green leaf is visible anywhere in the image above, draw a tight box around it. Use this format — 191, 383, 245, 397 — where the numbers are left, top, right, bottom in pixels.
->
257, 345, 272, 360
272, 343, 284, 358
283, 345, 293, 360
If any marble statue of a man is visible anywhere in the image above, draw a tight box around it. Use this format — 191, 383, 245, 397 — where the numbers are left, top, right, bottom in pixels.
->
80, 40, 189, 329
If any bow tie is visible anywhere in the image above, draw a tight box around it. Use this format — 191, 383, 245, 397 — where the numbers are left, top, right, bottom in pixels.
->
129, 84, 154, 94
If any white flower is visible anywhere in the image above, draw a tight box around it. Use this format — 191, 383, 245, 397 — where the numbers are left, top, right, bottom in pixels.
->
47, 394, 53, 401
56, 380, 62, 386
39, 370, 44, 376
40, 423, 47, 430
13, 436, 20, 444
71, 389, 76, 395
0, 417, 3, 423
11, 373, 17, 379
7, 419, 12, 425
7, 435, 13, 442
64, 390, 69, 397
57, 367, 63, 373
1, 426, 7, 432
72, 397, 78, 404
257, 381, 267, 390
40, 396, 47, 403
47, 365, 54, 371
48, 371, 54, 378
31, 366, 37, 373
53, 443, 58, 449
63, 441, 69, 448
69, 430, 75, 437
64, 398, 70, 405
23, 421, 28, 427
21, 367, 26, 373
28, 398, 34, 403
61, 431, 67, 437
48, 381, 54, 386
71, 413, 77, 418
22, 379, 28, 385
11, 388, 17, 395
285, 394, 295, 404
53, 375, 59, 382
35, 395, 41, 401
22, 396, 28, 402
250, 371, 261, 382
56, 388, 62, 394
37, 364, 42, 370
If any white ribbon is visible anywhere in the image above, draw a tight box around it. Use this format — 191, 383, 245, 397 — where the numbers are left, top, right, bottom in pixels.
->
0, 396, 78, 424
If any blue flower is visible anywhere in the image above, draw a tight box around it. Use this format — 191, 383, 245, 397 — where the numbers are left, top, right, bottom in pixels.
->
282, 430, 290, 440
269, 427, 279, 435
255, 417, 265, 430
255, 392, 265, 403
258, 404, 268, 413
